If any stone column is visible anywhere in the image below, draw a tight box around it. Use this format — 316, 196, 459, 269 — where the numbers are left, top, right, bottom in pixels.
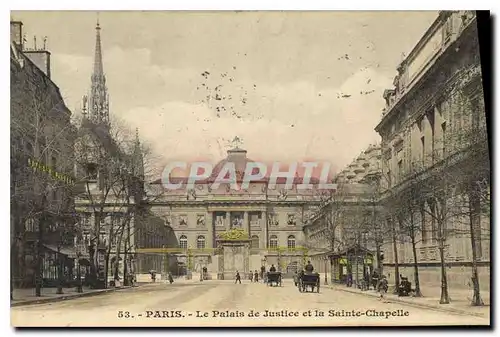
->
226, 211, 230, 230
263, 210, 268, 249
207, 211, 213, 248
244, 211, 249, 235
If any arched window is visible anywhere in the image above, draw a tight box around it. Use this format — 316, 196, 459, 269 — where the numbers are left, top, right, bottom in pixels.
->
269, 235, 278, 249
287, 235, 296, 250
179, 235, 188, 250
197, 235, 205, 249
251, 235, 259, 249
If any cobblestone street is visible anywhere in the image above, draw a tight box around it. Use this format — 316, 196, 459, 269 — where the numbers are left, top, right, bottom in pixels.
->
11, 280, 490, 327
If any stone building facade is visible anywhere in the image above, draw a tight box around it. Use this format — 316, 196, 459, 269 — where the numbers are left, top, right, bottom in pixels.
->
374, 11, 490, 290
149, 147, 323, 278
73, 21, 145, 287
11, 21, 78, 288
303, 144, 383, 284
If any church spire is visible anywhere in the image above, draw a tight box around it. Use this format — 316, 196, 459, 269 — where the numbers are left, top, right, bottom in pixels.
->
93, 18, 104, 77
133, 128, 144, 178
87, 16, 110, 127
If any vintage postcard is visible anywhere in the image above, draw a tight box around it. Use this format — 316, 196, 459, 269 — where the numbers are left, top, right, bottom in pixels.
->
10, 10, 490, 327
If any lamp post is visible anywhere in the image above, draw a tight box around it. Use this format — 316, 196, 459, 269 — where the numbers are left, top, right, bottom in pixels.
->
76, 250, 83, 293
56, 245, 64, 295
161, 244, 165, 281
324, 256, 328, 285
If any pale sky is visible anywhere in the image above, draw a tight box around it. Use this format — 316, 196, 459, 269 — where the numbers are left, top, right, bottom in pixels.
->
12, 10, 438, 173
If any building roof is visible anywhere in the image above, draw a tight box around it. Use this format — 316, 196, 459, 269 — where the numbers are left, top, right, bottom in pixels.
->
151, 147, 322, 185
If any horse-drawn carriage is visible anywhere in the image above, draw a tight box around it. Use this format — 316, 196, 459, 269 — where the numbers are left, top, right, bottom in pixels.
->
297, 272, 320, 293
266, 272, 282, 287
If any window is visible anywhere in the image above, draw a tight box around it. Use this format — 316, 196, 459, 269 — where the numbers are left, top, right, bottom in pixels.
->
443, 18, 453, 41
417, 117, 424, 133
179, 235, 188, 250
268, 213, 278, 227
470, 97, 481, 130
251, 235, 259, 249
25, 218, 36, 232
86, 163, 98, 180
269, 235, 278, 249
196, 236, 205, 249
420, 206, 428, 244
215, 213, 225, 226
420, 136, 425, 162
287, 235, 296, 250
441, 122, 447, 156
427, 109, 435, 161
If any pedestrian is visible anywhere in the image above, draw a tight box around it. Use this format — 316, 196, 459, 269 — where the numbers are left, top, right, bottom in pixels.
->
254, 270, 259, 283
378, 275, 388, 301
235, 271, 241, 284
250, 272, 254, 282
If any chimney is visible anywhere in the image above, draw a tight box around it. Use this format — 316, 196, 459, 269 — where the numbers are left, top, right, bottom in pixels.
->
24, 50, 51, 78
10, 21, 23, 49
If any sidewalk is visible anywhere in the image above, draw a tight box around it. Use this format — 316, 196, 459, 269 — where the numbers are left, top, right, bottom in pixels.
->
11, 285, 137, 307
331, 283, 490, 317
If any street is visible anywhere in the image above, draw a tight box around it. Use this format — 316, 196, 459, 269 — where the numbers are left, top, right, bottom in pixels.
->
11, 280, 490, 327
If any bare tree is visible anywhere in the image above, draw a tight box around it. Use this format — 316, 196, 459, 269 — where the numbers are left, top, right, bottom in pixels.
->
391, 163, 426, 297
437, 79, 490, 306
74, 111, 164, 288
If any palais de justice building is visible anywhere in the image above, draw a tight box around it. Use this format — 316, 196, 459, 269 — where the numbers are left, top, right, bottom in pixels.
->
150, 146, 323, 279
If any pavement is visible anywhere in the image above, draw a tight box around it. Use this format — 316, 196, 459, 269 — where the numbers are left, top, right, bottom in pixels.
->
10, 283, 159, 307
330, 283, 490, 318
11, 279, 490, 327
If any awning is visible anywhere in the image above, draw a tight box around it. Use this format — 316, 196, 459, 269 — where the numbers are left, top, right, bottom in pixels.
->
43, 244, 78, 258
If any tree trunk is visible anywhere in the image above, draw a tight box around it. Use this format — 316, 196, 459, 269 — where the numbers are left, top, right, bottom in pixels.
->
76, 255, 83, 293
391, 220, 400, 295
469, 196, 484, 306
123, 239, 129, 286
105, 250, 111, 288
88, 244, 96, 288
437, 238, 450, 304
35, 211, 45, 297
114, 228, 125, 283
56, 246, 64, 294
375, 241, 383, 276
410, 232, 423, 297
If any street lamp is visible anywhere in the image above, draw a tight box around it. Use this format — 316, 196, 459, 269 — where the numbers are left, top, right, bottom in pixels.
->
324, 256, 328, 285
75, 249, 83, 293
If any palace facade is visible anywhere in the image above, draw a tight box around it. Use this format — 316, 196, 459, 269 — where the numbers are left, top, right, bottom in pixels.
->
375, 11, 490, 290
149, 147, 324, 278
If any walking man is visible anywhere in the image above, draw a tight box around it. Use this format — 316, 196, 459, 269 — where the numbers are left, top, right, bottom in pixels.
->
235, 271, 242, 284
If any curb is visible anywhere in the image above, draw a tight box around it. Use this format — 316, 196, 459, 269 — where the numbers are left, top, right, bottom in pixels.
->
10, 286, 136, 308
331, 286, 488, 318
